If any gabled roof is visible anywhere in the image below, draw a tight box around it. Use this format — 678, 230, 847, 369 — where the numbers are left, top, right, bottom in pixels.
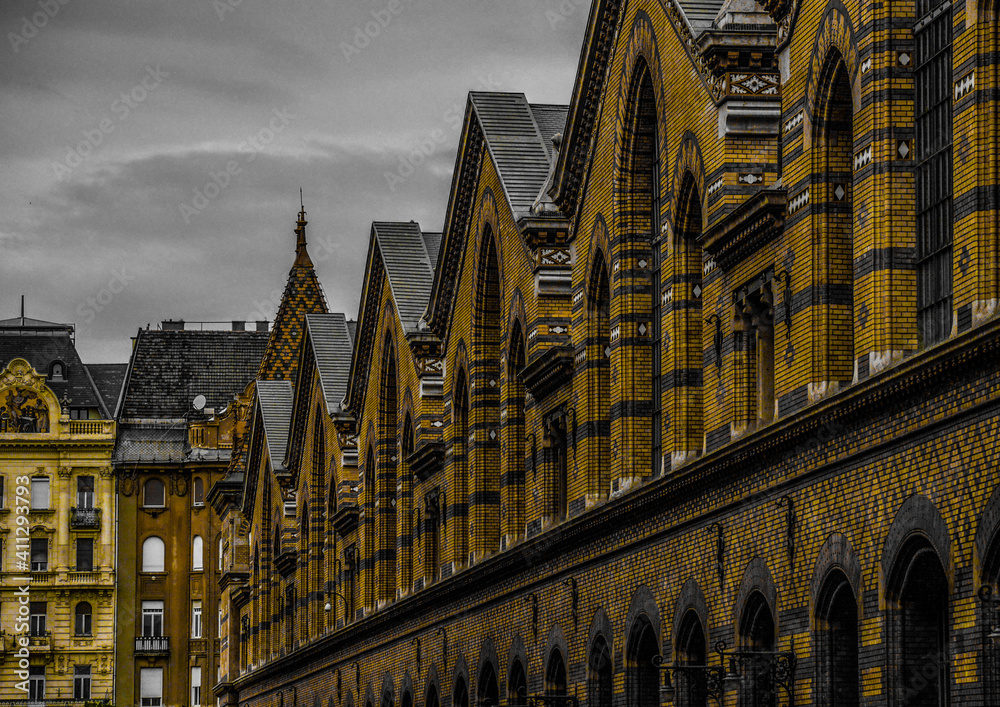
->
117, 329, 267, 420
87, 363, 128, 417
345, 221, 439, 414
0, 329, 110, 417
305, 314, 354, 414
372, 222, 438, 333
256, 379, 294, 470
470, 93, 568, 221
0, 316, 73, 331
423, 93, 569, 341
256, 212, 330, 383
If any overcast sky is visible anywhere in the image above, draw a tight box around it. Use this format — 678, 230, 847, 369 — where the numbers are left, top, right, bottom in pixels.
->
1, 0, 591, 363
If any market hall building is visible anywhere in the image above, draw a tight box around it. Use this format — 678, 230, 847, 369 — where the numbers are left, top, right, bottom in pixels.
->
214, 0, 1000, 705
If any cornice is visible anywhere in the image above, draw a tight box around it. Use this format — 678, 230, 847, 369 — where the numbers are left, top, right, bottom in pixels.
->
700, 188, 787, 270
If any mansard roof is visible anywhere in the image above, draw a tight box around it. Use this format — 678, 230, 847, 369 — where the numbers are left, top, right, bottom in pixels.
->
424, 92, 568, 340
256, 379, 294, 471
256, 215, 330, 384
345, 221, 438, 414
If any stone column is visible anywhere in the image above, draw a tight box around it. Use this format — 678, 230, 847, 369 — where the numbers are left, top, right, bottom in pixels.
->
100, 466, 115, 572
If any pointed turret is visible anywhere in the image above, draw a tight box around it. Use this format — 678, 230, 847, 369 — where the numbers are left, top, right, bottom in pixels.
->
256, 199, 329, 383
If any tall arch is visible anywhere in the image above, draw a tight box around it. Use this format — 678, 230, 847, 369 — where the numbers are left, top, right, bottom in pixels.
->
364, 444, 377, 611
670, 173, 704, 463
472, 229, 502, 561
617, 55, 661, 481
545, 648, 568, 696
453, 369, 471, 568
477, 659, 500, 707
738, 591, 777, 706
400, 412, 415, 594
812, 49, 855, 390
311, 407, 327, 632
886, 537, 950, 705
504, 319, 527, 547
674, 610, 708, 706
588, 634, 613, 707
815, 569, 859, 706
377, 338, 399, 603
626, 616, 659, 707
588, 249, 612, 497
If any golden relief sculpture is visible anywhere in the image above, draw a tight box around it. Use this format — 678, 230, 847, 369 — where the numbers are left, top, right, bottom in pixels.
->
0, 358, 54, 434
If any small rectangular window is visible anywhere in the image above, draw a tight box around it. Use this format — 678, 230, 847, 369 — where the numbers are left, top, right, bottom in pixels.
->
76, 538, 94, 572
74, 665, 92, 700
0, 475, 5, 508
141, 601, 164, 637
31, 538, 48, 571
30, 602, 46, 636
30, 477, 49, 510
192, 601, 202, 638
77, 475, 95, 509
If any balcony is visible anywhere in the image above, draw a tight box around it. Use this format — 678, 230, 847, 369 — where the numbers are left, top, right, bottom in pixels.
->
28, 631, 52, 651
68, 419, 114, 436
70, 506, 101, 529
135, 635, 169, 655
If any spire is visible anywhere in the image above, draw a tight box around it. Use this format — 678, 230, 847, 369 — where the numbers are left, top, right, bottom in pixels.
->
256, 193, 329, 383
293, 188, 313, 268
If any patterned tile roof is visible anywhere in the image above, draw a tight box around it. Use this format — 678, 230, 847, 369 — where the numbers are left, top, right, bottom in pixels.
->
256, 222, 330, 383
118, 329, 267, 420
305, 314, 354, 414
256, 379, 294, 470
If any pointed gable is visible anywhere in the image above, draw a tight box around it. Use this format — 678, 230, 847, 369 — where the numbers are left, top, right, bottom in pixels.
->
256, 208, 330, 383
305, 313, 354, 415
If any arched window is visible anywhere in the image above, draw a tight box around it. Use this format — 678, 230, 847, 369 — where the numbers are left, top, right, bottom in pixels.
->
75, 602, 92, 636
672, 175, 704, 457
588, 251, 612, 496
478, 661, 500, 707
381, 689, 394, 707
142, 536, 165, 573
192, 536, 204, 571
888, 538, 948, 705
454, 676, 469, 707
50, 361, 65, 381
364, 445, 377, 610
619, 57, 660, 479
914, 0, 954, 346
508, 659, 527, 707
738, 592, 777, 707
453, 370, 470, 566
674, 610, 708, 707
473, 230, 502, 559
378, 339, 398, 603
401, 691, 412, 707
546, 648, 568, 695
816, 571, 859, 706
144, 478, 165, 508
192, 477, 204, 506
401, 414, 415, 593
506, 322, 527, 545
589, 635, 613, 707
425, 685, 440, 707
813, 51, 855, 392
626, 618, 659, 707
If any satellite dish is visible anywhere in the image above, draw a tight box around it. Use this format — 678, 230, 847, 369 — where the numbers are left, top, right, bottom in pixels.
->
192, 394, 207, 411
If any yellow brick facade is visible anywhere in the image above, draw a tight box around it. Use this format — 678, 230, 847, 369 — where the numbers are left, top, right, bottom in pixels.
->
217, 1, 1000, 706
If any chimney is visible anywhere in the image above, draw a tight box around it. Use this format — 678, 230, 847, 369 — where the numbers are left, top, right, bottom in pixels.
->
162, 319, 185, 331
256, 321, 269, 333
232, 321, 246, 331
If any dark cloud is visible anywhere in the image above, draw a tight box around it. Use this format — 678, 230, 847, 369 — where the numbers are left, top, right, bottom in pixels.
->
0, 0, 592, 363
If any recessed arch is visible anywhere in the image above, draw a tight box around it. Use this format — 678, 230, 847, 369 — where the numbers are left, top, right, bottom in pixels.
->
588, 632, 613, 707
625, 614, 659, 707
587, 246, 612, 497
377, 335, 399, 603
545, 646, 568, 696
452, 367, 471, 567
814, 569, 859, 706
